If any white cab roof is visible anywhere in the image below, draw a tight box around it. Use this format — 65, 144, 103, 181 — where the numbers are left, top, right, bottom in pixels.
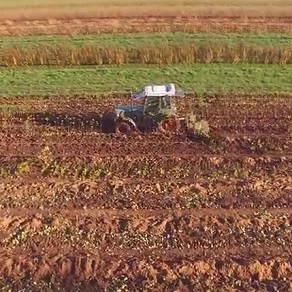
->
132, 83, 176, 99
144, 83, 176, 97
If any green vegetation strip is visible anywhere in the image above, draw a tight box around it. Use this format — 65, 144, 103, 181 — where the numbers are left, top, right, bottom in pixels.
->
1, 33, 291, 49
0, 64, 291, 97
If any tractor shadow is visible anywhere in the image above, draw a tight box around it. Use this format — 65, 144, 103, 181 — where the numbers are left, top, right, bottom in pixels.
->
14, 112, 102, 132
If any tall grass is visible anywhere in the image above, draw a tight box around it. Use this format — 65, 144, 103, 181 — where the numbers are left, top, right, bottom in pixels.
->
2, 43, 292, 67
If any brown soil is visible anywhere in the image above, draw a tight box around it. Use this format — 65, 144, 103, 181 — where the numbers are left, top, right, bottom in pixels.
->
0, 94, 291, 289
2, 94, 292, 137
0, 177, 291, 208
0, 134, 291, 156
0, 251, 290, 291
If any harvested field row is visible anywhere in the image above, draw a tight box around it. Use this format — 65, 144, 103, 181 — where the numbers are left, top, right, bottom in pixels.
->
1, 94, 291, 120
3, 153, 292, 158
3, 126, 289, 141
2, 114, 290, 135
3, 43, 292, 67
7, 107, 292, 119
2, 207, 290, 217
0, 155, 291, 179
3, 109, 292, 123
1, 65, 291, 97
1, 115, 290, 135
3, 102, 292, 121
0, 176, 290, 209
0, 252, 290, 291
0, 245, 288, 264
206, 117, 291, 134
1, 17, 292, 37
0, 135, 291, 156
1, 92, 292, 105
0, 124, 291, 139
3, 96, 291, 123
0, 210, 290, 251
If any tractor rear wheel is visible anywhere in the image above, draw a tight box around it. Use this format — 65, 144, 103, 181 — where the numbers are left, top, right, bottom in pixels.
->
157, 117, 181, 135
115, 121, 135, 135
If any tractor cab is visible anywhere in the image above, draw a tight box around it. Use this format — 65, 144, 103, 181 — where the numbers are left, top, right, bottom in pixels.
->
130, 83, 183, 117
144, 95, 174, 115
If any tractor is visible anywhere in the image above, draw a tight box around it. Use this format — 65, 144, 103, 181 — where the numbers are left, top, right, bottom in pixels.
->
101, 83, 209, 137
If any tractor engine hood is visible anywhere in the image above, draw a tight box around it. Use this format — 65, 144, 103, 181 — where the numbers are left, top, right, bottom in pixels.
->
115, 105, 143, 116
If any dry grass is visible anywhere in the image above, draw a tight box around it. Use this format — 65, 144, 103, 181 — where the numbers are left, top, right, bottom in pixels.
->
0, 0, 291, 36
1, 17, 292, 38
0, 5, 292, 21
1, 0, 290, 8
0, 18, 291, 37
2, 43, 292, 67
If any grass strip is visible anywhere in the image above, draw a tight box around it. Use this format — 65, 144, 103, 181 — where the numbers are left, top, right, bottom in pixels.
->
1, 33, 291, 49
0, 64, 291, 97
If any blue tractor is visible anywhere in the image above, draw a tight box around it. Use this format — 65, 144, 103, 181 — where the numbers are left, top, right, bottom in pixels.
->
101, 83, 186, 134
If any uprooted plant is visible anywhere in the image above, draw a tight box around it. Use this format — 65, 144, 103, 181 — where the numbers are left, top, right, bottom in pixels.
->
183, 112, 221, 149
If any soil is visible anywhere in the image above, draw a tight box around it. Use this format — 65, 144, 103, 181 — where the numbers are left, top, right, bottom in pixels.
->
0, 95, 291, 290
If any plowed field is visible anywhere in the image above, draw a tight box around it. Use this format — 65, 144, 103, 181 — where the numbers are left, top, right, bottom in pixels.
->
0, 95, 291, 290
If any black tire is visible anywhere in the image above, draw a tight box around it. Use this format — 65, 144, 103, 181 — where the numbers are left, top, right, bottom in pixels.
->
115, 121, 135, 135
101, 111, 116, 133
142, 115, 155, 133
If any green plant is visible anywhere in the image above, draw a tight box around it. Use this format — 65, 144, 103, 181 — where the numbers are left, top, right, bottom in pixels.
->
185, 112, 210, 137
0, 168, 9, 178
16, 161, 31, 175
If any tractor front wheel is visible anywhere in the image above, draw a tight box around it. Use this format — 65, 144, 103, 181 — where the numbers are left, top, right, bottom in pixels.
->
115, 121, 135, 135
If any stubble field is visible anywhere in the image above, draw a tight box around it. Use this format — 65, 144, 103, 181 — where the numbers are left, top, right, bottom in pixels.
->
0, 0, 291, 291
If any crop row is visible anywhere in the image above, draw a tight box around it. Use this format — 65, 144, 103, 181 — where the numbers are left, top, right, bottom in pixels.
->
0, 154, 290, 179
0, 135, 291, 156
4, 100, 291, 120
0, 176, 290, 209
0, 129, 290, 143
2, 116, 291, 136
2, 43, 292, 67
3, 97, 290, 119
1, 123, 290, 149
1, 212, 290, 251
